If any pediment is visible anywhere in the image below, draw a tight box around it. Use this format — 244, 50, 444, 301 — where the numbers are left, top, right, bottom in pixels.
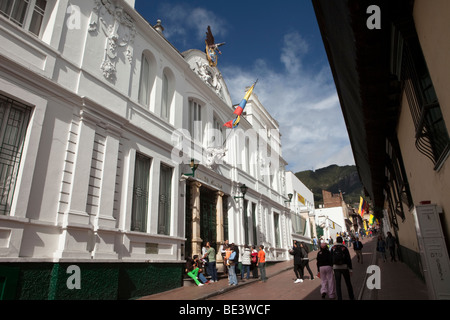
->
183, 49, 232, 106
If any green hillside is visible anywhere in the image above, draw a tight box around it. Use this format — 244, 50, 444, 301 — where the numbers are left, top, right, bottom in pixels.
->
295, 164, 364, 208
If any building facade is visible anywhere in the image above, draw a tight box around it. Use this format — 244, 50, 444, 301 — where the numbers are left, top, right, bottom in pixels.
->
315, 190, 352, 242
313, 0, 450, 299
285, 171, 316, 246
0, 0, 304, 299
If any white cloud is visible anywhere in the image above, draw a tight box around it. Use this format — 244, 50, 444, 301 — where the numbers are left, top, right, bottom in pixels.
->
153, 3, 354, 172
157, 4, 227, 45
222, 31, 355, 172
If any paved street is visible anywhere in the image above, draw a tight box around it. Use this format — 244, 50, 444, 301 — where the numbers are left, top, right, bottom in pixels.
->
139, 236, 428, 301
208, 236, 375, 300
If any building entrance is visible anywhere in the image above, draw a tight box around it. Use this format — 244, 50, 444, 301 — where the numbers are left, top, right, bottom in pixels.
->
200, 187, 217, 246
184, 181, 228, 260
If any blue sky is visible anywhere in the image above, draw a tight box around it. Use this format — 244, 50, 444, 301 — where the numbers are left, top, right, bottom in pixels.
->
135, 0, 355, 173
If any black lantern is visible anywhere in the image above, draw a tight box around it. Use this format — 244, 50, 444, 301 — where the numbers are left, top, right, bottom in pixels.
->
285, 193, 293, 204
183, 158, 199, 177
234, 184, 248, 199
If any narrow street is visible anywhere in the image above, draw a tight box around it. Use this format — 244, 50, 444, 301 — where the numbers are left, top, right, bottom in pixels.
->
208, 237, 375, 300
141, 235, 428, 302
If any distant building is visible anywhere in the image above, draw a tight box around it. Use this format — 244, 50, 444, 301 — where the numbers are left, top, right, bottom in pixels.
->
285, 172, 316, 246
315, 190, 351, 241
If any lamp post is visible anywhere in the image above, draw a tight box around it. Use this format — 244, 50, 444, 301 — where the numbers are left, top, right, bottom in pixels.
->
284, 193, 293, 204
234, 184, 248, 200
183, 158, 199, 177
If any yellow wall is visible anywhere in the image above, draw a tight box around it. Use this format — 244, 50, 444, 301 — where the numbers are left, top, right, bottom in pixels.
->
393, 1, 450, 249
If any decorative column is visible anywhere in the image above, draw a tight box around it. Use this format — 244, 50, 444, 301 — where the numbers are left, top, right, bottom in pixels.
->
191, 181, 202, 255
310, 215, 318, 238
216, 191, 224, 266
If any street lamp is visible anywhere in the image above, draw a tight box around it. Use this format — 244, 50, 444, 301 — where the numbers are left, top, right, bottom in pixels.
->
234, 184, 248, 200
183, 158, 199, 177
284, 193, 293, 204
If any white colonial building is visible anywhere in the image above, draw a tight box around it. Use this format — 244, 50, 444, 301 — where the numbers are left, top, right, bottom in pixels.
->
285, 171, 316, 244
0, 0, 310, 299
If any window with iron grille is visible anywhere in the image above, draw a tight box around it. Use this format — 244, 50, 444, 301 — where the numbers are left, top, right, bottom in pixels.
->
131, 153, 151, 232
158, 163, 172, 235
392, 23, 450, 171
0, 94, 32, 215
0, 0, 47, 37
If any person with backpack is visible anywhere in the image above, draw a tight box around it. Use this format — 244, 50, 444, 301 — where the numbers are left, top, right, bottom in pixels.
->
331, 236, 355, 300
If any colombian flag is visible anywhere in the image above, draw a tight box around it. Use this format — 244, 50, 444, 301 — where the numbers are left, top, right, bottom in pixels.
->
358, 196, 369, 217
224, 81, 257, 128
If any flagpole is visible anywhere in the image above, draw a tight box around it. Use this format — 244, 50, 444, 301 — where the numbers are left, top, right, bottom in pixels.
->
222, 127, 233, 147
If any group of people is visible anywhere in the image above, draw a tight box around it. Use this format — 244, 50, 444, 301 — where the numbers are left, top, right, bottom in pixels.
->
376, 232, 397, 262
185, 240, 269, 287
315, 231, 398, 300
186, 232, 398, 299
185, 241, 218, 286
289, 241, 315, 283
316, 236, 355, 300
221, 242, 267, 285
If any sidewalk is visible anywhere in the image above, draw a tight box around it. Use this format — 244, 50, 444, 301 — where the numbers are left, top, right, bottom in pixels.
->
138, 254, 302, 300
138, 237, 429, 300
359, 237, 428, 300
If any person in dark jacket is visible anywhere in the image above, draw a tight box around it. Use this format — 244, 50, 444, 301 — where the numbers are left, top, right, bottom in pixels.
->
316, 242, 335, 299
300, 242, 315, 280
331, 236, 354, 300
352, 236, 364, 263
289, 242, 304, 283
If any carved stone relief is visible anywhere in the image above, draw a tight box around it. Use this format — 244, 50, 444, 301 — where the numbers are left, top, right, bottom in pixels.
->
204, 146, 227, 171
191, 58, 224, 100
89, 0, 136, 80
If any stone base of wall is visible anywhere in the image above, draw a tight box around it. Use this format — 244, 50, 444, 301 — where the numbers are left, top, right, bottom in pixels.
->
0, 262, 183, 300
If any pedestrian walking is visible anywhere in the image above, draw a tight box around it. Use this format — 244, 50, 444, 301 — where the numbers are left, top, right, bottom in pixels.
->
257, 245, 267, 282
241, 244, 251, 280
316, 242, 335, 299
289, 241, 304, 283
376, 235, 387, 262
386, 232, 397, 262
352, 236, 364, 264
251, 245, 259, 279
331, 236, 355, 300
203, 241, 218, 282
300, 242, 314, 280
